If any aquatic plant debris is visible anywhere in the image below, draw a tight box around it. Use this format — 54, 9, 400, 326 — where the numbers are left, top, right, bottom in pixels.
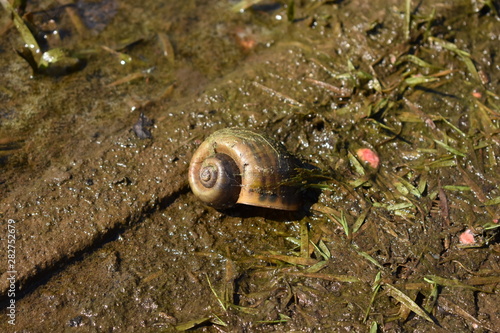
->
383, 283, 434, 323
0, 0, 84, 75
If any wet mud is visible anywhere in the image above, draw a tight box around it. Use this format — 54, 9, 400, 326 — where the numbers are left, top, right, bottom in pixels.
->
0, 0, 499, 332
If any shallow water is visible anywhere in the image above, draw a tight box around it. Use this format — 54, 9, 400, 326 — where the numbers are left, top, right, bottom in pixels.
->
1, 0, 499, 331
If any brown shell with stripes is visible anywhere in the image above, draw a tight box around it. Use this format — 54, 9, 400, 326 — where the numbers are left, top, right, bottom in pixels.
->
188, 128, 301, 211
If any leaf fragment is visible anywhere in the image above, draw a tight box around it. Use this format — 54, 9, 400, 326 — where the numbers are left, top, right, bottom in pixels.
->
267, 254, 318, 266
384, 283, 435, 323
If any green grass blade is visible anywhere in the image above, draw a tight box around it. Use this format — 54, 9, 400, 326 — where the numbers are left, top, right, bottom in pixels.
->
384, 283, 434, 323
434, 139, 466, 157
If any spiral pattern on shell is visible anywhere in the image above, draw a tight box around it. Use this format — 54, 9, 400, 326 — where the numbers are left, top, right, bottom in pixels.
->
188, 128, 301, 210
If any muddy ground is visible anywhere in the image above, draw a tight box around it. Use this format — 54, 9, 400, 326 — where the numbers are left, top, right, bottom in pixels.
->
0, 0, 499, 332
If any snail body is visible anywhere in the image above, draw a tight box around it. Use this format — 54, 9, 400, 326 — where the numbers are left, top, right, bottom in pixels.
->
188, 128, 301, 211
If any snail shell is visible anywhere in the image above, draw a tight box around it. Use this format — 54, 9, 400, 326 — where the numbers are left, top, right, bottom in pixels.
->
188, 128, 301, 211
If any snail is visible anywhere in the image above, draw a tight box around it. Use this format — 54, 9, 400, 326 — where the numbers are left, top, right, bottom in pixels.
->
188, 128, 302, 211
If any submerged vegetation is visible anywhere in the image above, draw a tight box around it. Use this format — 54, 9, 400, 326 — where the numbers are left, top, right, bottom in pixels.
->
173, 0, 499, 331
0, 0, 84, 75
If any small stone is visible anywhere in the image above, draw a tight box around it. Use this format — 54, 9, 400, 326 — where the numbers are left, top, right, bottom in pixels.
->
44, 167, 72, 185
356, 148, 380, 169
133, 113, 154, 139
459, 229, 475, 245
